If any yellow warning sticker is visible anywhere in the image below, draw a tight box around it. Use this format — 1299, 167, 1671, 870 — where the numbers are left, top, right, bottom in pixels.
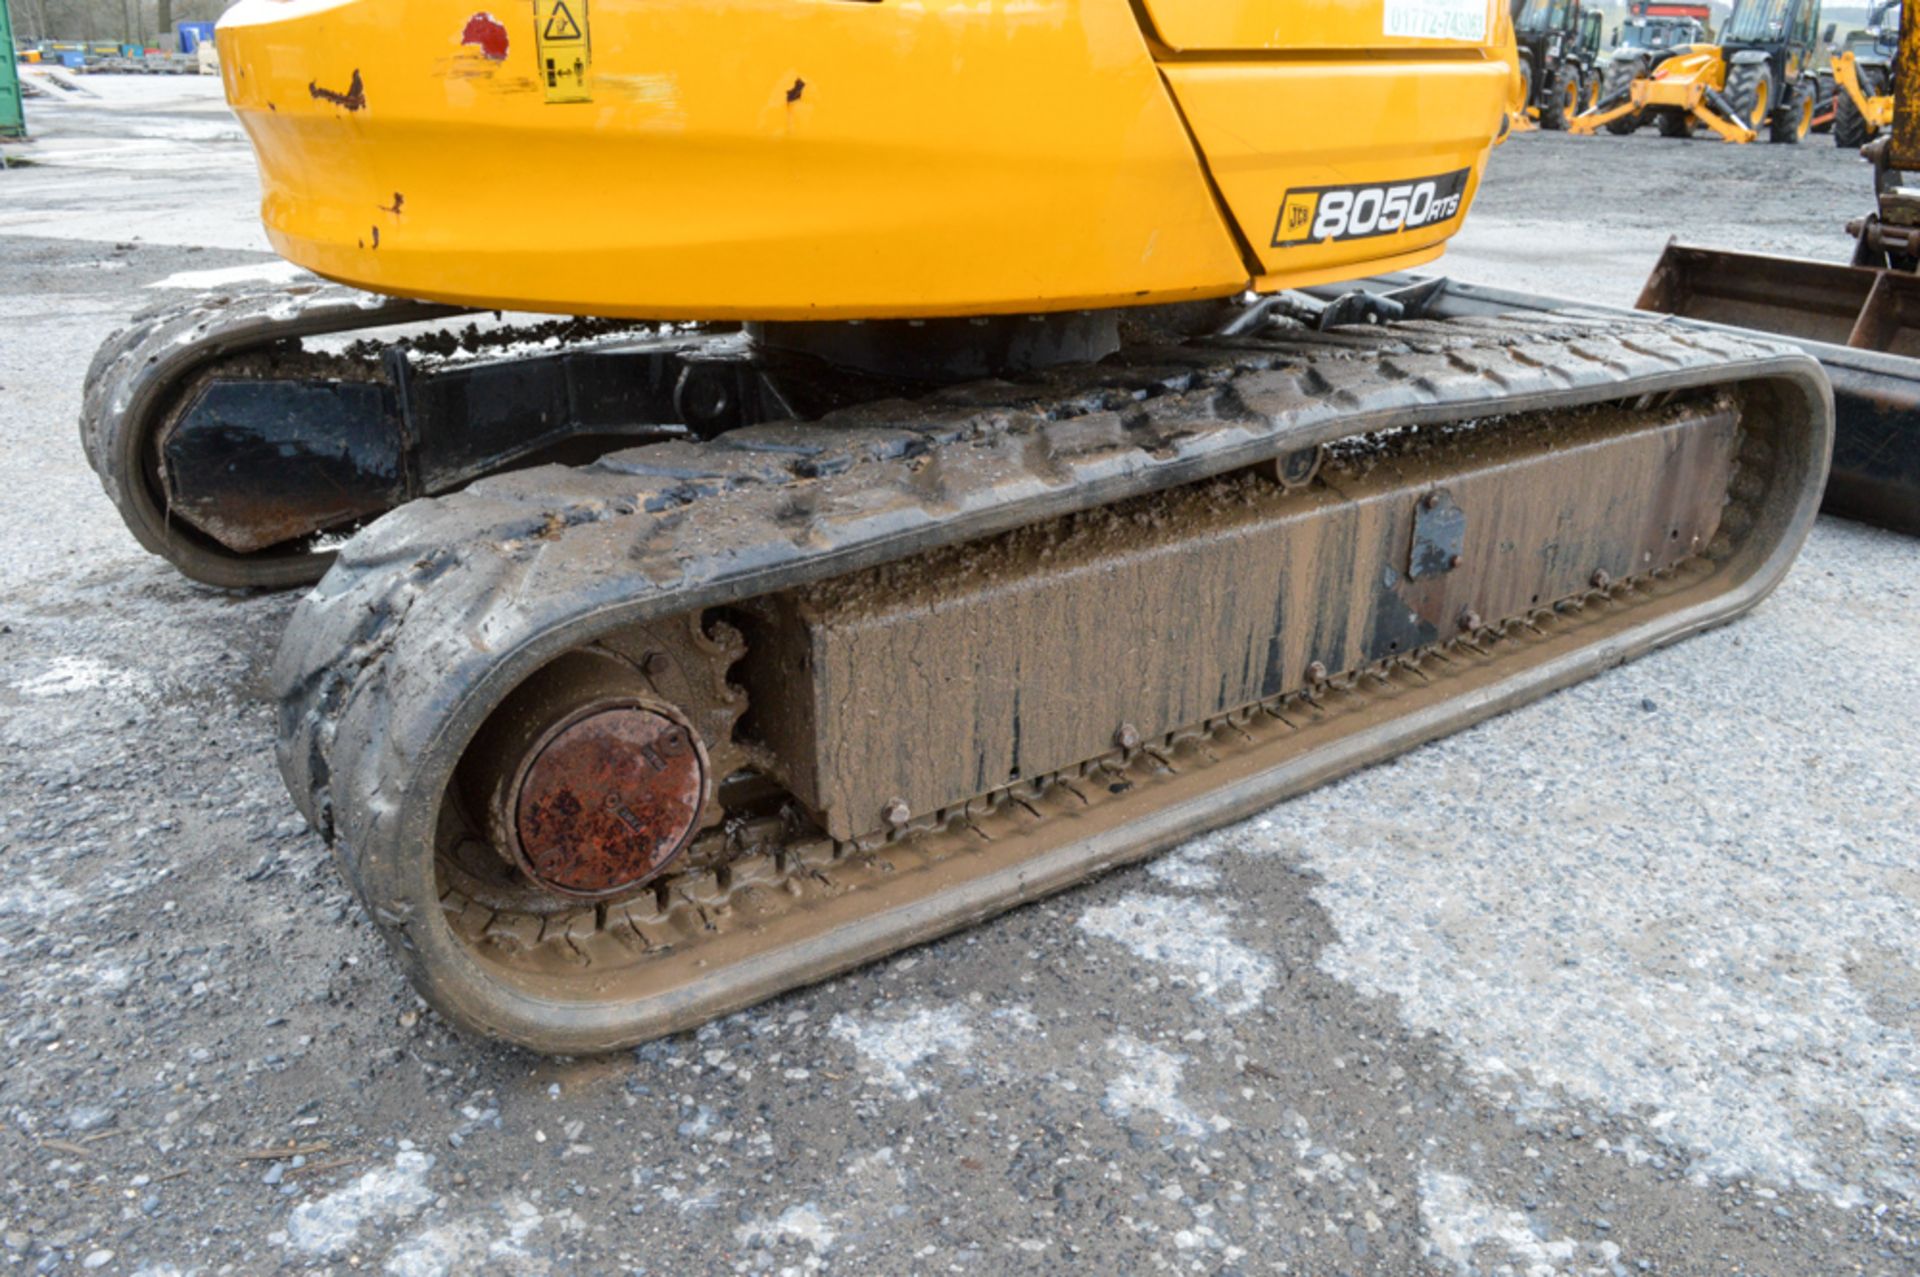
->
533, 0, 590, 104
1271, 192, 1321, 246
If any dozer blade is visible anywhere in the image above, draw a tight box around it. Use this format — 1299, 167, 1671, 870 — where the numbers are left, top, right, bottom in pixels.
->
1637, 242, 1920, 535
276, 306, 1827, 1053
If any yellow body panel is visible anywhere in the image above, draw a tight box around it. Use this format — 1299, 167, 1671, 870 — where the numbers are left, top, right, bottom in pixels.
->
217, 0, 1510, 321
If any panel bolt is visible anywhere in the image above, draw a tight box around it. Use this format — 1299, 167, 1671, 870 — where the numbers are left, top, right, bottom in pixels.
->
1448, 553, 1463, 570
1591, 569, 1612, 590
1306, 660, 1329, 682
1114, 723, 1142, 751
1459, 610, 1482, 631
1422, 491, 1441, 510
883, 798, 910, 830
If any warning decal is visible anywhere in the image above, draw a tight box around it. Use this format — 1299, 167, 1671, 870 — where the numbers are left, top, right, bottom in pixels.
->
543, 1, 581, 40
532, 0, 590, 103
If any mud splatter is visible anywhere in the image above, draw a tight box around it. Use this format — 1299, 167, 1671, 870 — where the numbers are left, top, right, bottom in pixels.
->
307, 70, 366, 111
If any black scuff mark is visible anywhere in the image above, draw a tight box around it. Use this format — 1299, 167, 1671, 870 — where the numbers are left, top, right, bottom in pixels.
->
309, 69, 367, 111
379, 192, 404, 216
786, 77, 805, 103
371, 226, 380, 250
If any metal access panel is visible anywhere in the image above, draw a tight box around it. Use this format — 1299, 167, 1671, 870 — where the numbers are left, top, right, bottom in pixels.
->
0, 0, 25, 142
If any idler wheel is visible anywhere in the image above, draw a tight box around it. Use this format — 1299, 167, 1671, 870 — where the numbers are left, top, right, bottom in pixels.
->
459, 649, 714, 901
508, 700, 707, 897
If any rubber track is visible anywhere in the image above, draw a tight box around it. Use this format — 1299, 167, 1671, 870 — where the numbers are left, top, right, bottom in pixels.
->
274, 312, 1816, 913
80, 283, 470, 587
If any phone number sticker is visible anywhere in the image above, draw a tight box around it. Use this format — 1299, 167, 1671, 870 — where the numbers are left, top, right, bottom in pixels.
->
1382, 0, 1488, 42
1271, 169, 1472, 249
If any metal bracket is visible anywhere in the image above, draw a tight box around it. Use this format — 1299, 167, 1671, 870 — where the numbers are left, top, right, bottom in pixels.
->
1409, 487, 1466, 579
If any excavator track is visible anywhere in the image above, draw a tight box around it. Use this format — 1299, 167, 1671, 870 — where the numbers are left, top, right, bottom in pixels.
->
82, 284, 470, 588
81, 283, 716, 589
274, 310, 1829, 1053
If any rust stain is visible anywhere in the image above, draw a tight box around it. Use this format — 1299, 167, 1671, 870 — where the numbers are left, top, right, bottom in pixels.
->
370, 225, 381, 250
461, 12, 510, 61
308, 69, 367, 111
379, 192, 405, 216
514, 706, 706, 896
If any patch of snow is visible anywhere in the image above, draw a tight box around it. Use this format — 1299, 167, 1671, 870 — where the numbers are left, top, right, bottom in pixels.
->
285, 1150, 434, 1258
147, 260, 308, 290
1101, 1033, 1227, 1139
828, 1004, 973, 1098
1078, 892, 1274, 1013
735, 1202, 838, 1256
1420, 1168, 1622, 1276
12, 655, 149, 698
383, 1197, 568, 1277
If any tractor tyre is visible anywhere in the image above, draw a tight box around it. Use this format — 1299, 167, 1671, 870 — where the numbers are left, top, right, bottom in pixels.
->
1543, 67, 1578, 130
1603, 59, 1643, 134
1726, 61, 1774, 140
1836, 88, 1869, 148
1657, 109, 1695, 139
1771, 86, 1811, 144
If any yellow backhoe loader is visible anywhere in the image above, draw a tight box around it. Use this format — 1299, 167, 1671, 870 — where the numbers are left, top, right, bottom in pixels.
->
1572, 0, 1828, 142
80, 0, 1831, 1051
1831, 1, 1902, 146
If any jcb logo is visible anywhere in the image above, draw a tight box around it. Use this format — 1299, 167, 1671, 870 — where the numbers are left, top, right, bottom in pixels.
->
1281, 196, 1318, 234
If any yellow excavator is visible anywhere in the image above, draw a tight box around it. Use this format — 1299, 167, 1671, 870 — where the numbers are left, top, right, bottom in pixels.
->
82, 0, 1830, 1052
1571, 0, 1828, 142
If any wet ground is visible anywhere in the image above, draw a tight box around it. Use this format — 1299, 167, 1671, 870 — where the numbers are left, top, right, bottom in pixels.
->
2, 78, 1917, 1276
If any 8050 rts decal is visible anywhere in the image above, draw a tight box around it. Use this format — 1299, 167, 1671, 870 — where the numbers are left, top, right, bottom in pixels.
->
1271, 169, 1471, 248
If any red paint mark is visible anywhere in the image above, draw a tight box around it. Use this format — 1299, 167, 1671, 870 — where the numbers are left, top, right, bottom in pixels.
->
461, 12, 509, 60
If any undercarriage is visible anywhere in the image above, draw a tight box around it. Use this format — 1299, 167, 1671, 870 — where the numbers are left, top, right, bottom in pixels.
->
76, 288, 1830, 1051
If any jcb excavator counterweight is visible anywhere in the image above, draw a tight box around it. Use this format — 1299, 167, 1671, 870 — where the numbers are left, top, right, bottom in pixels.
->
83, 0, 1833, 1051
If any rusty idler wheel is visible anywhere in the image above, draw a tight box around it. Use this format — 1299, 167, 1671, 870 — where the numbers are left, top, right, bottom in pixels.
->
499, 697, 708, 898
448, 618, 748, 917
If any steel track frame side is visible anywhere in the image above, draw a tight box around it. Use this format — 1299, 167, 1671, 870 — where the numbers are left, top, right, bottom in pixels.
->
80, 286, 473, 589
273, 312, 1831, 1053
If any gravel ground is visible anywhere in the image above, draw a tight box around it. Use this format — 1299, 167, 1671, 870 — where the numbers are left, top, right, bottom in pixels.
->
2, 83, 1917, 1276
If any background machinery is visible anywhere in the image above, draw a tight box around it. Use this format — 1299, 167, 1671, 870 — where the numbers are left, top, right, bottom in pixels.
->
1573, 0, 1831, 142
81, 0, 1832, 1051
1633, 1, 1920, 535
1832, 0, 1902, 147
1513, 0, 1607, 128
1592, 2, 1714, 134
